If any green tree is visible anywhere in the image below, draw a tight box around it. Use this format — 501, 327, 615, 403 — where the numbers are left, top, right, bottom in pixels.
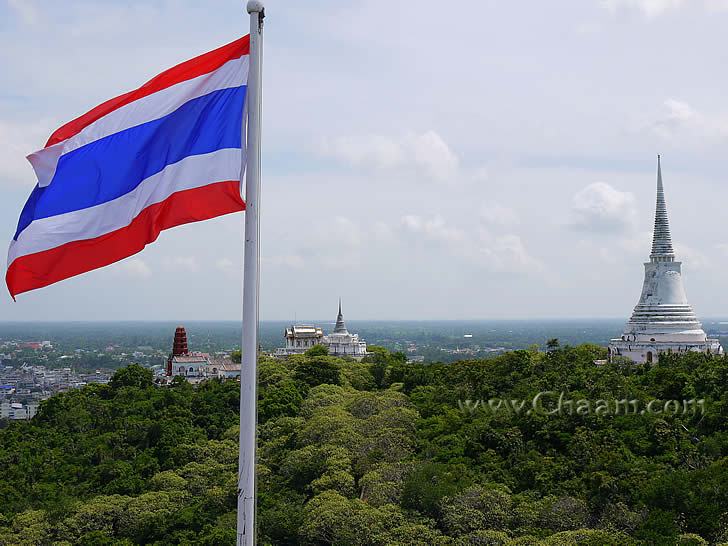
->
110, 364, 153, 390
305, 344, 329, 357
294, 358, 341, 388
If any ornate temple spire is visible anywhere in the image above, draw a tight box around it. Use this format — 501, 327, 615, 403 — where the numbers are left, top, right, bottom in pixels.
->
608, 155, 724, 362
333, 299, 349, 334
650, 155, 675, 262
172, 326, 189, 356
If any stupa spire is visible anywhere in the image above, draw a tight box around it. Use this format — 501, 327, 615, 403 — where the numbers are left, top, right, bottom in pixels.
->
333, 298, 349, 334
650, 155, 675, 262
608, 155, 724, 362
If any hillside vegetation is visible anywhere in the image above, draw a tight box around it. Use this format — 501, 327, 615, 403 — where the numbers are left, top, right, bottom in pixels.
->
0, 345, 727, 545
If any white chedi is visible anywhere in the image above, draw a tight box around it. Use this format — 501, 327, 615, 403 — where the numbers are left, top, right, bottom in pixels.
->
322, 300, 369, 358
609, 157, 723, 363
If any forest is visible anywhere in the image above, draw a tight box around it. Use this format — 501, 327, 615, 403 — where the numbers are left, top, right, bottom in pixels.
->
0, 344, 726, 545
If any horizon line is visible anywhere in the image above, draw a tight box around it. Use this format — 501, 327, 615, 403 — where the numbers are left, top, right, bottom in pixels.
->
3, 316, 728, 324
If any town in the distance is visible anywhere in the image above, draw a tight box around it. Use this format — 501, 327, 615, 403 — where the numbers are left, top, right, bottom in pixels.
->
1, 158, 725, 422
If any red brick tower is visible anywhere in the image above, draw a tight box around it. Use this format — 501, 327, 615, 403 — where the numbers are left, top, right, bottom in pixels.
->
167, 326, 189, 375
173, 326, 189, 356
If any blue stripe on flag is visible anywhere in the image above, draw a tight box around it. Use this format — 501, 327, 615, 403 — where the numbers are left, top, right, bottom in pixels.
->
14, 85, 246, 241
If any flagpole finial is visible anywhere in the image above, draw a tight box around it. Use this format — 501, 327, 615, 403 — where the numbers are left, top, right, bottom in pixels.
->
247, 0, 264, 13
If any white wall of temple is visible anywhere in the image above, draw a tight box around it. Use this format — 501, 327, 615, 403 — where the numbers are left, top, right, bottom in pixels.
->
324, 333, 368, 356
170, 361, 209, 377
618, 331, 709, 343
275, 328, 369, 358
285, 337, 323, 350
609, 339, 723, 363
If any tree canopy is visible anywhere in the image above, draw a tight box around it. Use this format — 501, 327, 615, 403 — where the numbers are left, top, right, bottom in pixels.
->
1, 345, 727, 545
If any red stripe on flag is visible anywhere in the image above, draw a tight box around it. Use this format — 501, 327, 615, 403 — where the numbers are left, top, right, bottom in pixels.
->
45, 35, 250, 147
6, 181, 244, 299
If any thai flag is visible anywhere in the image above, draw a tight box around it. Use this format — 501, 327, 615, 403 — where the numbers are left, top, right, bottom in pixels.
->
6, 36, 250, 299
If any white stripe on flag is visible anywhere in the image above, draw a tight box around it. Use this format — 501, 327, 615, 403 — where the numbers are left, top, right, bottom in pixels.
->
9, 148, 242, 265
28, 55, 249, 188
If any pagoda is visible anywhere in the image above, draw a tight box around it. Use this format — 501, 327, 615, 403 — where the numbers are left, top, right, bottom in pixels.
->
274, 300, 369, 358
323, 300, 369, 358
609, 157, 723, 363
165, 326, 211, 377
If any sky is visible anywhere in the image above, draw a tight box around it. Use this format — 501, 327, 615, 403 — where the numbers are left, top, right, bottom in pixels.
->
1, 0, 728, 322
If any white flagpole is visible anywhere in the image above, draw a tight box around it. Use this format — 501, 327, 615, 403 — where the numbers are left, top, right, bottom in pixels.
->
238, 1, 264, 545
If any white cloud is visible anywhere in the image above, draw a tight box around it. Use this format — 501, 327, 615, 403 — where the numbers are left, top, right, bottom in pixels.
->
706, 0, 728, 10
320, 130, 458, 181
262, 255, 306, 270
3, 0, 728, 321
321, 134, 403, 170
601, 0, 685, 17
619, 230, 653, 256
305, 217, 368, 270
319, 253, 362, 271
327, 216, 363, 247
401, 214, 541, 273
470, 167, 490, 183
372, 221, 395, 243
215, 257, 235, 274
0, 119, 52, 188
602, 0, 728, 15
575, 22, 602, 35
715, 243, 728, 256
675, 243, 711, 270
480, 203, 520, 228
401, 214, 467, 245
113, 258, 152, 279
648, 99, 728, 140
570, 182, 637, 233
589, 230, 652, 265
473, 231, 543, 273
162, 256, 199, 273
409, 131, 459, 180
261, 216, 373, 274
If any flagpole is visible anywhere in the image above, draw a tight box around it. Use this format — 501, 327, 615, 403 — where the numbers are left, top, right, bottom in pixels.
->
238, 1, 264, 545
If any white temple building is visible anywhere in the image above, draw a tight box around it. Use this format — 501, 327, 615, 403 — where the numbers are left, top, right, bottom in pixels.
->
609, 157, 723, 363
274, 325, 325, 357
274, 301, 369, 359
322, 301, 369, 358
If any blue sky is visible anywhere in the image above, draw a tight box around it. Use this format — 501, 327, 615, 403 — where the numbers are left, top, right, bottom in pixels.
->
2, 0, 728, 321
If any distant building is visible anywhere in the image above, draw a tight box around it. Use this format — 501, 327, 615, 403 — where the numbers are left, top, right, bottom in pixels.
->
274, 301, 369, 359
322, 301, 369, 358
211, 360, 241, 379
20, 341, 51, 350
164, 326, 239, 381
0, 401, 38, 420
166, 326, 211, 378
274, 325, 324, 357
609, 157, 723, 363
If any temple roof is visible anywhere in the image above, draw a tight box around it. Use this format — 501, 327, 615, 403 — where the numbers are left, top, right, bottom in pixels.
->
650, 155, 676, 262
285, 325, 323, 338
333, 299, 349, 334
